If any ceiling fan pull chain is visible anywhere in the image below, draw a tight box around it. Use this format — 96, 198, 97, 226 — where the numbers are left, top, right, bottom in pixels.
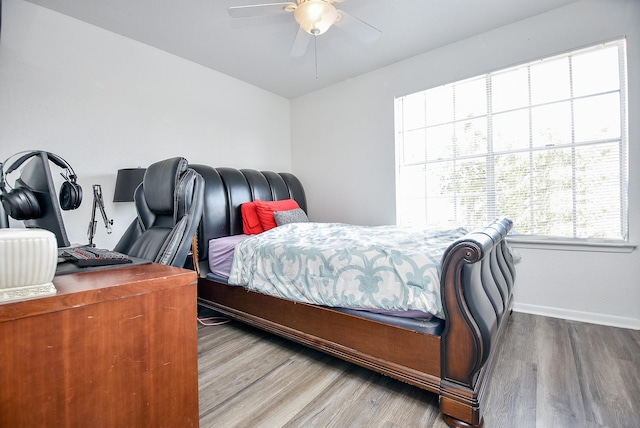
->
314, 35, 319, 79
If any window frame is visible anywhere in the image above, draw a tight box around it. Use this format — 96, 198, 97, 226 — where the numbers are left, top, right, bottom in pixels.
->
394, 39, 630, 244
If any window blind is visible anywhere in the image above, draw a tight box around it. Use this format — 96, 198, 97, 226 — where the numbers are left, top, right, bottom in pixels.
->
395, 39, 628, 240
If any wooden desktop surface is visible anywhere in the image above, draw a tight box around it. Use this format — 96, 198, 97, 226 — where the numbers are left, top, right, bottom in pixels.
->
0, 263, 199, 427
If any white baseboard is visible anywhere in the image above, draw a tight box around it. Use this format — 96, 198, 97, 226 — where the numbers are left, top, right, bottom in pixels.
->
512, 302, 640, 330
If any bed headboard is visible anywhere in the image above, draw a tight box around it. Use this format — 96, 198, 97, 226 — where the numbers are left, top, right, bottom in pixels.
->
190, 165, 307, 265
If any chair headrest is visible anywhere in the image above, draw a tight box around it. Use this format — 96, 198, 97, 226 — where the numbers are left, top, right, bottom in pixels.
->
143, 157, 188, 215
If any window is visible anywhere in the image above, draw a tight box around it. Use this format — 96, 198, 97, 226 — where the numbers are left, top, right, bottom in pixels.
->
395, 39, 628, 241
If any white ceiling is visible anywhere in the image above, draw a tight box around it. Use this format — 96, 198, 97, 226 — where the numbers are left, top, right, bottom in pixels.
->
25, 0, 579, 99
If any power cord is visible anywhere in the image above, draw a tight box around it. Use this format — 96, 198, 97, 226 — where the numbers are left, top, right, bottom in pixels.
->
197, 316, 230, 326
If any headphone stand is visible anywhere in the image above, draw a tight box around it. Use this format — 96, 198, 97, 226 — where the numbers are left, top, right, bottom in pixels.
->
0, 161, 8, 229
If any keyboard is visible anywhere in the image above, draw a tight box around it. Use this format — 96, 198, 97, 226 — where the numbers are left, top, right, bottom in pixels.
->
60, 247, 133, 267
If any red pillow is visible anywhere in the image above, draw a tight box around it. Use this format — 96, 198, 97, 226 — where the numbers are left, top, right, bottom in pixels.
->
253, 199, 300, 231
241, 202, 264, 235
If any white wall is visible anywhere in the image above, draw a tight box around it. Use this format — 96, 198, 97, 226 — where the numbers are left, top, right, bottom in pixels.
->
0, 0, 292, 249
291, 0, 640, 329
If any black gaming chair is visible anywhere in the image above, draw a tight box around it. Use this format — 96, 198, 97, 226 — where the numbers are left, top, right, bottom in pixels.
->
114, 157, 204, 268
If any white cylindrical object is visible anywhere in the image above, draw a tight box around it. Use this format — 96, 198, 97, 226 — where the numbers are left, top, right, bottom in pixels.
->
0, 228, 58, 302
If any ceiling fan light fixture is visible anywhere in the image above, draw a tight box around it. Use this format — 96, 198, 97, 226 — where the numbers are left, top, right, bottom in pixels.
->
294, 0, 338, 36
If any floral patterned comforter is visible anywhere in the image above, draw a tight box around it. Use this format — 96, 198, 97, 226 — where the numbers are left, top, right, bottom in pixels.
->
228, 223, 467, 318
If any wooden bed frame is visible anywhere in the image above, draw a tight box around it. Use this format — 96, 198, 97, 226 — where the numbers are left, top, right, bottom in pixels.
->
192, 165, 515, 428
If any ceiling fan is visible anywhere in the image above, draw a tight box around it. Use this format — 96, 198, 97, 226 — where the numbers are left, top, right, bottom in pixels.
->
228, 0, 381, 57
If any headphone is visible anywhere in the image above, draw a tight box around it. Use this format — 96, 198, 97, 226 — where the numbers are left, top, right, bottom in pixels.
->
0, 151, 83, 220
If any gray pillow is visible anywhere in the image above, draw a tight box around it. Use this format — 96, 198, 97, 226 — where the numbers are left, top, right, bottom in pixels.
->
274, 208, 309, 226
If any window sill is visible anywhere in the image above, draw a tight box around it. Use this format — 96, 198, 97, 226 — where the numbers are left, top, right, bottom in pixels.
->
506, 236, 637, 253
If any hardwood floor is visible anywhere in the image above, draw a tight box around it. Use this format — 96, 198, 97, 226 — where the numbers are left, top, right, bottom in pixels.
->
197, 311, 640, 427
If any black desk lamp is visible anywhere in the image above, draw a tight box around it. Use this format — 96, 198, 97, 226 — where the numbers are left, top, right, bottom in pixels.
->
113, 168, 146, 202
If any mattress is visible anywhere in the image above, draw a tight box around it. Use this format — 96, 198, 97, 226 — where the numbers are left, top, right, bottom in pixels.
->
203, 271, 444, 335
207, 224, 465, 332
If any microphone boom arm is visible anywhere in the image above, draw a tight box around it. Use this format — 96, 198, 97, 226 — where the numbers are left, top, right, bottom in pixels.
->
88, 184, 113, 246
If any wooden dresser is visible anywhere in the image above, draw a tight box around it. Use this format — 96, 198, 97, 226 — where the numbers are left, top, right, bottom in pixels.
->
0, 263, 199, 428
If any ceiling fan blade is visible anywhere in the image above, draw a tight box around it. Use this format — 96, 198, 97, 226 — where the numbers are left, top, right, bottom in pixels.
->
334, 10, 381, 43
289, 26, 311, 57
228, 2, 296, 18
